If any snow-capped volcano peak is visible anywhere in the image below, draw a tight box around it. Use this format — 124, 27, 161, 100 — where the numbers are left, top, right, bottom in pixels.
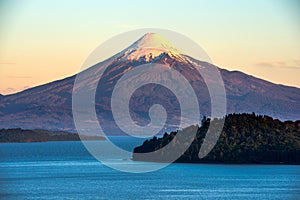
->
130, 33, 181, 52
122, 33, 184, 61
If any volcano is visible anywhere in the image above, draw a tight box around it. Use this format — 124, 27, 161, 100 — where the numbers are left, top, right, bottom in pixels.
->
0, 33, 299, 133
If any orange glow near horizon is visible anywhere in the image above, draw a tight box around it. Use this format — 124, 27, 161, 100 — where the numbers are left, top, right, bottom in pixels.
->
0, 0, 300, 95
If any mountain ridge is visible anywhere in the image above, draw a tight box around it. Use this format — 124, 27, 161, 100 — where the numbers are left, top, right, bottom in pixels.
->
0, 33, 299, 132
1, 63, 299, 98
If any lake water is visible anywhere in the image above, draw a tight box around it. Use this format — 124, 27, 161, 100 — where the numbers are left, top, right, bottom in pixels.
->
1, 138, 300, 199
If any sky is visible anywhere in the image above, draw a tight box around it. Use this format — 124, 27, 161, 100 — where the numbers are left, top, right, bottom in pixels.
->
0, 0, 299, 95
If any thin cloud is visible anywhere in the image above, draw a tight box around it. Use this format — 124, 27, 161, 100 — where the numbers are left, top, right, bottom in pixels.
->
281, 65, 300, 70
293, 59, 300, 66
0, 60, 16, 65
255, 62, 275, 68
1, 87, 16, 94
0, 86, 30, 95
254, 59, 300, 70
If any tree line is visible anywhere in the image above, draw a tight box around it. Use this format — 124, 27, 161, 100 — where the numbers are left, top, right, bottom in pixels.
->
133, 113, 300, 164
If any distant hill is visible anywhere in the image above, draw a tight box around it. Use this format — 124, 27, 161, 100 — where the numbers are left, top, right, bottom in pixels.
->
133, 113, 300, 164
0, 128, 105, 143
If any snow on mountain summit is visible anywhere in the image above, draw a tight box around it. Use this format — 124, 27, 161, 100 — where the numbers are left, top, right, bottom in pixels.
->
129, 33, 181, 52
122, 33, 184, 61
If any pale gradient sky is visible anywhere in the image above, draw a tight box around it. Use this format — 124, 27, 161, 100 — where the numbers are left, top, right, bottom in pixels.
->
0, 0, 299, 95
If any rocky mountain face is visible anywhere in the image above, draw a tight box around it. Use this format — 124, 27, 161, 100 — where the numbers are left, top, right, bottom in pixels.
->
0, 33, 299, 133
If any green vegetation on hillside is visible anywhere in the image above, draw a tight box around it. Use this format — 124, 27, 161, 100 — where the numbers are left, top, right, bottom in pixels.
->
0, 128, 105, 143
133, 113, 300, 164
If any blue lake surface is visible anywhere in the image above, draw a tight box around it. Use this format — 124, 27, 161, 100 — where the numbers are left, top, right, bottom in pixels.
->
1, 138, 300, 199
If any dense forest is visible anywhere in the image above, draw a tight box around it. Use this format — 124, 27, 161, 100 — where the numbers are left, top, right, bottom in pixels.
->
0, 128, 104, 143
133, 113, 300, 164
